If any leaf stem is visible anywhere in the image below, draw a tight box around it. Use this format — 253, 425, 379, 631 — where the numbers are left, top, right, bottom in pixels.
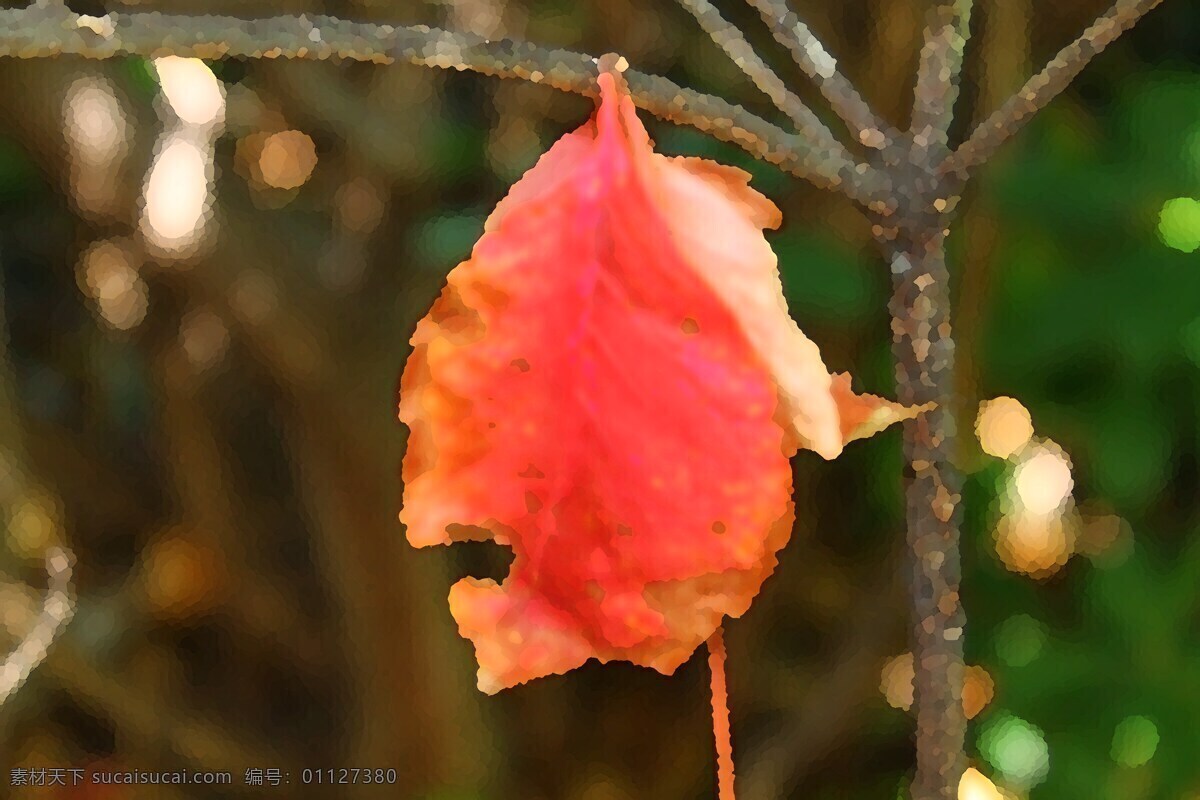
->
708, 626, 737, 800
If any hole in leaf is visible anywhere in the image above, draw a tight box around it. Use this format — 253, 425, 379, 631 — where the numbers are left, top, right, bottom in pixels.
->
448, 540, 515, 584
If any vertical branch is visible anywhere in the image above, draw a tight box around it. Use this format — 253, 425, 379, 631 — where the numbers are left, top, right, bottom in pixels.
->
898, 5, 974, 799
887, 229, 967, 800
911, 1, 973, 161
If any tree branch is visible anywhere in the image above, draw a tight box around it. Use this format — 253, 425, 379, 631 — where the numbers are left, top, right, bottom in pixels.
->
911, 1, 973, 162
742, 0, 896, 150
886, 230, 967, 800
0, 547, 75, 706
0, 3, 889, 208
900, 10, 974, 792
898, 10, 974, 789
941, 0, 1166, 179
672, 0, 841, 143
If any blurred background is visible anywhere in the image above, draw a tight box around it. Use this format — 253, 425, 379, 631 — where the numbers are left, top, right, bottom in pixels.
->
0, 0, 1197, 797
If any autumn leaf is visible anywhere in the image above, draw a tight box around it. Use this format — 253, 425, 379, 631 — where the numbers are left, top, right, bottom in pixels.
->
399, 68, 920, 693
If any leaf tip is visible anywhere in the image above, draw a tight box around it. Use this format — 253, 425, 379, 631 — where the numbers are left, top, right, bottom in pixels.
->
830, 372, 931, 445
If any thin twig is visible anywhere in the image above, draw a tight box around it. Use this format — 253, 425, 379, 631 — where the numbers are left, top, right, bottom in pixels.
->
672, 0, 840, 141
707, 626, 736, 800
911, 1, 973, 161
742, 0, 895, 149
0, 547, 75, 706
941, 0, 1165, 179
0, 3, 889, 208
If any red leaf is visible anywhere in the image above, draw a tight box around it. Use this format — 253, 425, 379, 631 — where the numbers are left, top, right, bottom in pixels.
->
400, 71, 915, 693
